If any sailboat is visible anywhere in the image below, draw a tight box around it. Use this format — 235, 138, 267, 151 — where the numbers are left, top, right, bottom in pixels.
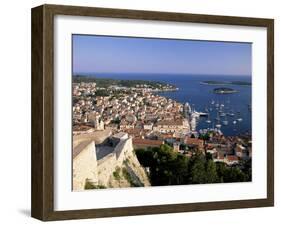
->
206, 114, 211, 124
237, 112, 243, 122
220, 112, 226, 117
215, 112, 221, 128
222, 116, 228, 126
216, 121, 222, 129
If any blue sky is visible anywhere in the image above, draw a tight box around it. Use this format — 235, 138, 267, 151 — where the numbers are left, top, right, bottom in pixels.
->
72, 34, 252, 76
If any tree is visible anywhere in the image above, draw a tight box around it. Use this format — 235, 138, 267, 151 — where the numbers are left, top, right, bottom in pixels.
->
215, 162, 227, 182
223, 167, 247, 183
135, 144, 189, 186
205, 160, 218, 183
189, 154, 206, 184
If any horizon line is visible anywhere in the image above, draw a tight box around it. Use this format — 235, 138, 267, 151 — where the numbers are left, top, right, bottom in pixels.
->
73, 72, 252, 77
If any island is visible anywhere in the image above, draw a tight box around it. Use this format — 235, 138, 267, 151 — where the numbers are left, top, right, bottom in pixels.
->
201, 80, 251, 86
213, 87, 238, 94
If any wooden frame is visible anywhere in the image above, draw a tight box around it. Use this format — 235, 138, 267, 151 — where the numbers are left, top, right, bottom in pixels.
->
31, 4, 274, 221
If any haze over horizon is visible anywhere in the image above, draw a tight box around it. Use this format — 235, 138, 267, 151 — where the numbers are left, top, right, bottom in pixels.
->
73, 35, 252, 76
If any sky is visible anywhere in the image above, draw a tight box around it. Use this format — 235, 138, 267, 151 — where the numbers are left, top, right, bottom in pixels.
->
72, 34, 252, 76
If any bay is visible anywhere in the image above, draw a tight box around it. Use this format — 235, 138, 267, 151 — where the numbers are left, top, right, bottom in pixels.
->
84, 73, 252, 136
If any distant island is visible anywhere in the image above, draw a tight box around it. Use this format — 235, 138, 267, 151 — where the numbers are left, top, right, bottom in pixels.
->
201, 80, 251, 86
213, 87, 238, 94
73, 75, 177, 91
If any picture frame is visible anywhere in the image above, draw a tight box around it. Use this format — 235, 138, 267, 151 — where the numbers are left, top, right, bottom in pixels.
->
31, 4, 274, 221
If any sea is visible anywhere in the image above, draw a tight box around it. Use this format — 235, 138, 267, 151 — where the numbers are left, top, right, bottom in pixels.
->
82, 73, 252, 136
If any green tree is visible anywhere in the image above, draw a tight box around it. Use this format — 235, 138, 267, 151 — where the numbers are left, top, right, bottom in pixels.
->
205, 160, 218, 183
223, 167, 247, 183
189, 154, 206, 184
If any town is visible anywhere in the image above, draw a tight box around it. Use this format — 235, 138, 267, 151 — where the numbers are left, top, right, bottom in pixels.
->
72, 78, 252, 190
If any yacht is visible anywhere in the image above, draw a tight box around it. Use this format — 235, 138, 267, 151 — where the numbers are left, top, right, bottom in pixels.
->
216, 123, 222, 129
206, 114, 211, 124
222, 116, 228, 125
227, 111, 235, 117
233, 120, 237, 124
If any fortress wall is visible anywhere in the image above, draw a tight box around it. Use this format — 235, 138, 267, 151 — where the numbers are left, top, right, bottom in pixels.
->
96, 137, 134, 186
114, 137, 134, 166
97, 153, 117, 186
73, 135, 135, 189
73, 141, 98, 191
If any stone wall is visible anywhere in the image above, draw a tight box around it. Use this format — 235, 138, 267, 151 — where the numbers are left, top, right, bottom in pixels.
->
97, 137, 133, 186
73, 141, 98, 191
73, 135, 136, 189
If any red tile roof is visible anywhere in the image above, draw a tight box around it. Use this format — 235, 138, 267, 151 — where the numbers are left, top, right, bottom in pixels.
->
226, 155, 239, 161
133, 138, 163, 146
185, 138, 204, 146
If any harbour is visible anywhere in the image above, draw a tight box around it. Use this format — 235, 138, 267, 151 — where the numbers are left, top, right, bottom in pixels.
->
92, 73, 252, 136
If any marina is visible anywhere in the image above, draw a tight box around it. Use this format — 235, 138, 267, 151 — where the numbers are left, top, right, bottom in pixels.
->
92, 73, 252, 136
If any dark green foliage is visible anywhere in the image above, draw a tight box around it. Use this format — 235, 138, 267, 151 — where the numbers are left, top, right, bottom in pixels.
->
84, 179, 106, 189
136, 144, 189, 186
205, 152, 213, 161
95, 89, 110, 97
242, 159, 252, 181
73, 75, 175, 89
122, 168, 139, 187
189, 154, 206, 184
113, 167, 121, 180
205, 160, 218, 183
223, 167, 247, 182
136, 146, 251, 186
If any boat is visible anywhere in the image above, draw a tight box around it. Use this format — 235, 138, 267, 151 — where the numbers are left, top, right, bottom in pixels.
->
227, 111, 235, 117
233, 120, 237, 124
220, 112, 226, 117
222, 116, 228, 125
237, 112, 243, 122
216, 123, 222, 129
211, 100, 215, 105
206, 114, 211, 124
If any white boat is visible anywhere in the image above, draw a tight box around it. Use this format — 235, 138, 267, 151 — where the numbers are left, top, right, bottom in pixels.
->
237, 118, 243, 122
206, 114, 211, 123
222, 116, 228, 125
216, 123, 222, 128
233, 120, 237, 124
227, 112, 235, 117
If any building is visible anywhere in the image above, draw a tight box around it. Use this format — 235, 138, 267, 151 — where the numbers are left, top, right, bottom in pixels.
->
153, 119, 190, 134
173, 142, 181, 152
143, 123, 153, 130
132, 138, 164, 149
185, 137, 204, 151
225, 155, 239, 165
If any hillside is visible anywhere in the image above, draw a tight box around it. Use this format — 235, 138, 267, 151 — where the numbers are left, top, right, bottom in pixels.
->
108, 148, 151, 188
